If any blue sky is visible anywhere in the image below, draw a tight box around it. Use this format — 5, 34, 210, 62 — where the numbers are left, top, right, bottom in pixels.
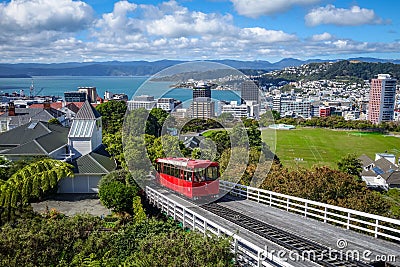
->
0, 0, 399, 63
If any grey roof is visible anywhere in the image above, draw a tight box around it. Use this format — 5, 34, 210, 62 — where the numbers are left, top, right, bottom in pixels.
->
0, 122, 69, 155
375, 158, 397, 172
75, 100, 101, 120
0, 108, 65, 128
359, 154, 374, 167
71, 145, 115, 174
0, 121, 52, 146
361, 169, 376, 177
386, 172, 400, 185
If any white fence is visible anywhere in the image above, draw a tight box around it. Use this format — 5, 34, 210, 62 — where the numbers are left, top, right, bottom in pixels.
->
146, 186, 292, 267
219, 180, 400, 242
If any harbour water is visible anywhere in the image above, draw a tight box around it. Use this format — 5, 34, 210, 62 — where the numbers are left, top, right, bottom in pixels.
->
0, 76, 241, 103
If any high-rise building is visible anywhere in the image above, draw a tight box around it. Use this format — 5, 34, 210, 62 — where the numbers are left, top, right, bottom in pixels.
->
273, 95, 311, 118
190, 97, 215, 119
78, 87, 97, 103
241, 80, 260, 104
193, 82, 211, 99
367, 74, 397, 124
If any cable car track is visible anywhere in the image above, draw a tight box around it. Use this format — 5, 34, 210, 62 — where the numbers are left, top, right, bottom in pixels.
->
200, 202, 374, 267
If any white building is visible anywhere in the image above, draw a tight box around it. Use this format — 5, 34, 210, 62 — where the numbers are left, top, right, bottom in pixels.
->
68, 100, 102, 157
157, 98, 175, 112
221, 101, 259, 119
127, 95, 157, 111
273, 95, 311, 118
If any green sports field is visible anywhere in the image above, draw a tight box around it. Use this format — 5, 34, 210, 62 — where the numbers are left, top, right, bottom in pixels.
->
262, 127, 400, 168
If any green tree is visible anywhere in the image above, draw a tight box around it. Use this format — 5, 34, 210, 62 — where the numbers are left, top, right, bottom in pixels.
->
218, 112, 234, 123
99, 181, 138, 214
96, 100, 127, 134
48, 118, 61, 125
0, 159, 73, 223
103, 131, 125, 168
337, 153, 362, 180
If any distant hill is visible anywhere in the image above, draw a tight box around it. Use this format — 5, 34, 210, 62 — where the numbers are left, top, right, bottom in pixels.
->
0, 58, 398, 77
265, 60, 400, 81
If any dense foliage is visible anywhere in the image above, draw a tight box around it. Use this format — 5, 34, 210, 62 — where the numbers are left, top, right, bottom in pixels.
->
260, 164, 395, 217
276, 116, 400, 132
266, 60, 400, 82
98, 170, 140, 215
0, 159, 74, 224
96, 100, 127, 135
181, 118, 223, 133
0, 215, 234, 267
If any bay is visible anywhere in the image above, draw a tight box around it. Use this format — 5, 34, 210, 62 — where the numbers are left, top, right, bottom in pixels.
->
0, 76, 240, 104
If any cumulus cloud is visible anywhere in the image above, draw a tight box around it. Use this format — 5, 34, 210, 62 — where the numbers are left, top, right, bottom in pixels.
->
305, 5, 386, 26
0, 0, 398, 63
239, 27, 297, 43
311, 32, 332, 41
0, 0, 94, 32
146, 11, 234, 38
230, 0, 320, 18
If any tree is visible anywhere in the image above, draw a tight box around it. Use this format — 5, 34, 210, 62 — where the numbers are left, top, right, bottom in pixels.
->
48, 118, 61, 125
96, 100, 127, 134
146, 108, 170, 137
218, 112, 234, 123
337, 154, 362, 180
99, 181, 138, 214
103, 131, 125, 168
0, 159, 74, 223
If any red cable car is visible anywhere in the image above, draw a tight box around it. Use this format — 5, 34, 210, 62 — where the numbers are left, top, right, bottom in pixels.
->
155, 157, 219, 199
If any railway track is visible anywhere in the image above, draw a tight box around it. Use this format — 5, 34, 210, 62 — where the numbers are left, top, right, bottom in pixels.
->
201, 202, 374, 267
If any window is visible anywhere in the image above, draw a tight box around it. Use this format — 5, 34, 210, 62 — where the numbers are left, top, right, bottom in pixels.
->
206, 166, 219, 180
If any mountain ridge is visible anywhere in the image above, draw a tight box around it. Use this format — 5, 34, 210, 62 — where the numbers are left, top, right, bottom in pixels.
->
0, 58, 399, 77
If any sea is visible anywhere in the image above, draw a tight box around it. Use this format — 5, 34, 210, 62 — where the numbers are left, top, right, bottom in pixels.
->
0, 76, 241, 105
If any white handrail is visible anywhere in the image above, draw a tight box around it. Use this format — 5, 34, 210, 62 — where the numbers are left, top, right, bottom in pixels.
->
219, 180, 400, 242
145, 186, 293, 267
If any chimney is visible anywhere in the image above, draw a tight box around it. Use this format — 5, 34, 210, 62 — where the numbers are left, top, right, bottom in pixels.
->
43, 100, 51, 110
8, 102, 15, 116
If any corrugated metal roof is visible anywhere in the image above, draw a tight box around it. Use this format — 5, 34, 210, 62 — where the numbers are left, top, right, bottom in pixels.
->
75, 100, 101, 120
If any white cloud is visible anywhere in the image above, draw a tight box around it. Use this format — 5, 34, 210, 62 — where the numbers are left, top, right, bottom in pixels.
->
311, 32, 332, 41
146, 11, 234, 38
0, 0, 398, 63
305, 5, 385, 26
0, 0, 94, 32
239, 27, 297, 43
230, 0, 319, 18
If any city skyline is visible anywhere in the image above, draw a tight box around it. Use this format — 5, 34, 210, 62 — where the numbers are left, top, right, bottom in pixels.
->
0, 0, 399, 63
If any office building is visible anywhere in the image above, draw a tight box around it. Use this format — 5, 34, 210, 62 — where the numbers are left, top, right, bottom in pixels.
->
64, 91, 87, 102
190, 97, 215, 119
241, 80, 260, 104
127, 95, 157, 111
273, 95, 311, 118
78, 87, 97, 103
367, 74, 397, 124
193, 82, 211, 99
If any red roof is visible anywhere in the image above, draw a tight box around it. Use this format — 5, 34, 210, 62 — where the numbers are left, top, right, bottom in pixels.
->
156, 157, 218, 168
29, 102, 63, 109
29, 102, 98, 110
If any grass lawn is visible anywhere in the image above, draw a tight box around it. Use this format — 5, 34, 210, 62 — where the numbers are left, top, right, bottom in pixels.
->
262, 127, 400, 169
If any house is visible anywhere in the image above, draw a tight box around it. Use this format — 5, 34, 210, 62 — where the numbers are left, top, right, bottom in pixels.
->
359, 154, 400, 190
0, 100, 116, 193
0, 102, 66, 132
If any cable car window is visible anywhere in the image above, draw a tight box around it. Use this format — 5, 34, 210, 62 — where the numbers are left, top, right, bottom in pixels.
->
206, 166, 218, 181
194, 168, 206, 182
185, 171, 193, 181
